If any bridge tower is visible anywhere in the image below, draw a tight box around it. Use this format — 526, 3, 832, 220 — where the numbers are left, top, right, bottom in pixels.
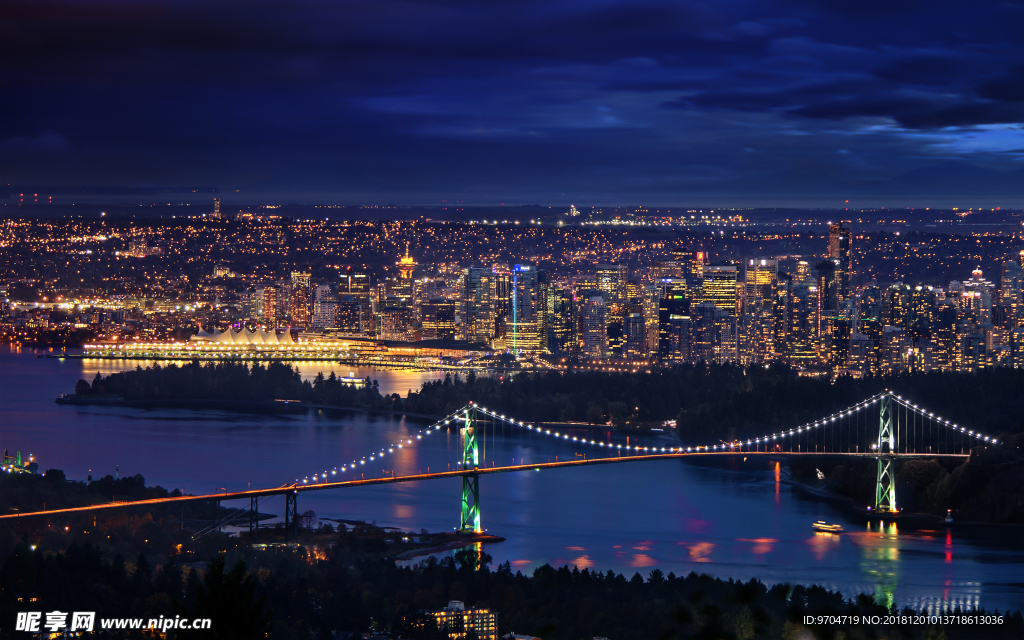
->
284, 489, 299, 543
874, 392, 897, 513
459, 405, 481, 533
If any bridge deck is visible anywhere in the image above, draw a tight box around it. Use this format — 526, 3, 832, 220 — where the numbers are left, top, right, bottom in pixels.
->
0, 451, 968, 521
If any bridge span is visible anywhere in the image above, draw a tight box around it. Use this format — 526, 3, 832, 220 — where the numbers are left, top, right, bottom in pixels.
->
1, 390, 999, 539
0, 450, 969, 522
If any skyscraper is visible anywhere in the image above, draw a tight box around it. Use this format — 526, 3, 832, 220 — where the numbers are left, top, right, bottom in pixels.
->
657, 278, 690, 361
595, 264, 627, 304
701, 264, 739, 315
671, 246, 706, 279
311, 284, 336, 330
262, 286, 278, 325
290, 271, 312, 326
1000, 260, 1023, 326
340, 270, 371, 334
828, 222, 852, 303
624, 312, 647, 360
509, 264, 542, 352
461, 267, 495, 344
581, 295, 608, 358
545, 284, 576, 353
421, 299, 457, 340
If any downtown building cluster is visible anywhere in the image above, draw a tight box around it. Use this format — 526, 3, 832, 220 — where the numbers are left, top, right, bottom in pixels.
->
235, 221, 1024, 376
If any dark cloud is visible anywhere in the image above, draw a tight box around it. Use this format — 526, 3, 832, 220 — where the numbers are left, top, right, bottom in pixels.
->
977, 65, 1024, 102
1, 0, 1024, 205
872, 54, 963, 86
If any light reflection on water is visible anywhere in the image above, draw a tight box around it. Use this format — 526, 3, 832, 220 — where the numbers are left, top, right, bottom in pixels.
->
2, 346, 1023, 613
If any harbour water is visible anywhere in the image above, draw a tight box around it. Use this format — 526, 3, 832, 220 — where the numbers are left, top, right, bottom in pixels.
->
2, 346, 1022, 613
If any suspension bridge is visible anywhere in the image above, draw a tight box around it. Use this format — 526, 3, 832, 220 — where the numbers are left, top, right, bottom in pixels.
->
0, 390, 999, 540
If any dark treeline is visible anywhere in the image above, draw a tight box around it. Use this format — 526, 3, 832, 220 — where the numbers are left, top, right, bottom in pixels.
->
0, 468, 179, 516
406, 365, 1024, 444
75, 361, 398, 410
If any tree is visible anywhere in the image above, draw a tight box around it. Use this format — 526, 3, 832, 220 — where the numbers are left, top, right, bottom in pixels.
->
178, 556, 271, 639
74, 379, 91, 395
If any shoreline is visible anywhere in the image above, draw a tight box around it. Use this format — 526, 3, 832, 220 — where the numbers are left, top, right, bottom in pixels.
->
784, 477, 1024, 528
54, 395, 677, 438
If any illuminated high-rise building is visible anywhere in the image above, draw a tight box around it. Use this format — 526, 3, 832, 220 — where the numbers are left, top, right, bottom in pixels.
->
595, 264, 627, 304
828, 222, 852, 303
744, 258, 779, 360
795, 260, 810, 284
657, 278, 690, 361
1000, 260, 1023, 326
379, 296, 414, 341
335, 295, 363, 333
624, 312, 647, 360
311, 284, 336, 330
581, 295, 608, 358
421, 299, 457, 340
461, 267, 495, 344
340, 270, 372, 333
545, 284, 576, 353
290, 271, 312, 325
508, 264, 543, 352
701, 264, 739, 315
816, 260, 839, 317
262, 286, 278, 325
671, 246, 706, 279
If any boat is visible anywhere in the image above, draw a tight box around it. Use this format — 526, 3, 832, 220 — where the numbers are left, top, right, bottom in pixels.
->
812, 521, 844, 533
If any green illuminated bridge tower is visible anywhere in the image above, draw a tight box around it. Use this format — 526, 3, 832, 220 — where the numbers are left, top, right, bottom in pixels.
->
459, 405, 481, 533
875, 393, 897, 513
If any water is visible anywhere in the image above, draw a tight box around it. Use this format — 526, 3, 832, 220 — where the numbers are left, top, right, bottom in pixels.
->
2, 346, 1022, 613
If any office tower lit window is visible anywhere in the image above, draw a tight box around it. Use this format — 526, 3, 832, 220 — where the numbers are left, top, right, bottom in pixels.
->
701, 264, 739, 315
828, 222, 852, 303
581, 295, 608, 358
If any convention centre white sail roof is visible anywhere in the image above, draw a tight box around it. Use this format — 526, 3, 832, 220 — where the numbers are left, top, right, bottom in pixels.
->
190, 328, 296, 346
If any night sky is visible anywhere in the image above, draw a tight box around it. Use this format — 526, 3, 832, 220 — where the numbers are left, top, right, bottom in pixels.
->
3, 0, 1024, 206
